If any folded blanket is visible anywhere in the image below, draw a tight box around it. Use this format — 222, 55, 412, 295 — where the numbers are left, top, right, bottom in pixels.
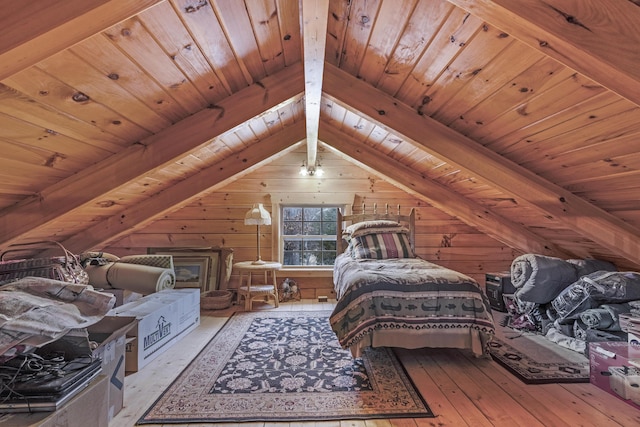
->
579, 303, 630, 331
566, 258, 617, 277
579, 308, 614, 330
511, 254, 579, 303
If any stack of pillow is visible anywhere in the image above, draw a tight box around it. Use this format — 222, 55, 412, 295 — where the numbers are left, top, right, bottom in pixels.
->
343, 220, 415, 260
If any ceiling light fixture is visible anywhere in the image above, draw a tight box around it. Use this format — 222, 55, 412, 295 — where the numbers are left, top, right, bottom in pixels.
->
299, 160, 324, 177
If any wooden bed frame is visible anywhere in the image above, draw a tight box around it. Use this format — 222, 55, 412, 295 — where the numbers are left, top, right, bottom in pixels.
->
331, 203, 495, 358
336, 204, 415, 254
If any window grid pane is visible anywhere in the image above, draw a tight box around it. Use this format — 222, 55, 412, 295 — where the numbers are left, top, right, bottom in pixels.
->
281, 206, 339, 266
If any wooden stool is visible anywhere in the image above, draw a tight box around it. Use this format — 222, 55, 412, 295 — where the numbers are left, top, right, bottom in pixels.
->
233, 261, 282, 310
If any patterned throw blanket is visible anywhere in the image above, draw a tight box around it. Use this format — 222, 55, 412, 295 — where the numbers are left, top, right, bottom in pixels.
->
330, 255, 495, 356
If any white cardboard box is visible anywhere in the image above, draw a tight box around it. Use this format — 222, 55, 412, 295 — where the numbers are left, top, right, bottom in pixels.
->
87, 316, 138, 421
101, 288, 143, 307
106, 289, 200, 372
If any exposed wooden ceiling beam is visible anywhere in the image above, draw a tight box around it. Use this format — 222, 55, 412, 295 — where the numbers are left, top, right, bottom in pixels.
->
301, 0, 329, 173
60, 124, 306, 253
323, 62, 640, 265
0, 0, 164, 81
0, 63, 304, 248
447, 0, 640, 107
320, 125, 569, 258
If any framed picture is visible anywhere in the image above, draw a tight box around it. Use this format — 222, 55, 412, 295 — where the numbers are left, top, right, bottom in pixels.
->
147, 248, 221, 293
173, 256, 210, 289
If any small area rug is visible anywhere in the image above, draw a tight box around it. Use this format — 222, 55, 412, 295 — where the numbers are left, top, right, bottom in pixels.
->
137, 310, 433, 424
489, 314, 590, 384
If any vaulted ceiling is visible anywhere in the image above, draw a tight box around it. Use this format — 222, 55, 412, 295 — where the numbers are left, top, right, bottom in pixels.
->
0, 0, 639, 269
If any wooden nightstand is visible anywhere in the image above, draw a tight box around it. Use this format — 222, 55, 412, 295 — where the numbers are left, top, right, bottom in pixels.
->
233, 261, 282, 311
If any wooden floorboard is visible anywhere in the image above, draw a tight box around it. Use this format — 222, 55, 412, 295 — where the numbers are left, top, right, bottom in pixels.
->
110, 300, 640, 427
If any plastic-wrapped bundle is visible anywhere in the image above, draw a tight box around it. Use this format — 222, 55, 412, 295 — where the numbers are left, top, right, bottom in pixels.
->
551, 271, 640, 324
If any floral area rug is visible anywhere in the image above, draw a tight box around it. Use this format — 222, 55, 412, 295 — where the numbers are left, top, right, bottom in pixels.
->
137, 310, 433, 424
489, 314, 589, 384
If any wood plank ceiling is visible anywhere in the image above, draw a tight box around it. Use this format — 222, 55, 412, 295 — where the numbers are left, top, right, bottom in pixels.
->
0, 0, 639, 270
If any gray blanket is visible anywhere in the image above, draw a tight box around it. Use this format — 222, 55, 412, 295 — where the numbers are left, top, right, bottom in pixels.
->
579, 303, 630, 331
511, 254, 579, 303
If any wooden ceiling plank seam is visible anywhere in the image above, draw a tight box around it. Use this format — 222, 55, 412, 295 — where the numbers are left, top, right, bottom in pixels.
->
137, 1, 231, 105
449, 55, 571, 139
327, 100, 348, 131
0, 110, 118, 169
433, 39, 544, 125
0, 136, 89, 173
497, 92, 626, 159
319, 127, 567, 258
394, 7, 484, 109
474, 72, 606, 145
376, 0, 455, 97
517, 107, 640, 165
275, 0, 302, 67
243, 0, 287, 75
0, 82, 129, 155
302, 0, 329, 171
262, 108, 286, 136
277, 99, 300, 128
211, 0, 269, 81
2, 70, 136, 146
324, 0, 351, 67
105, 17, 209, 113
446, 0, 640, 107
418, 24, 515, 118
59, 126, 306, 252
323, 62, 640, 265
338, 0, 382, 76
563, 169, 640, 194
340, 109, 364, 139
70, 33, 191, 124
533, 132, 640, 177
356, 0, 418, 87
0, 0, 164, 81
170, 0, 247, 93
0, 64, 305, 248
234, 124, 261, 149
37, 49, 173, 133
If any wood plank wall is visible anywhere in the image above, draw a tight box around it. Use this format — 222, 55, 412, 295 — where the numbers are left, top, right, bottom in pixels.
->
105, 146, 518, 297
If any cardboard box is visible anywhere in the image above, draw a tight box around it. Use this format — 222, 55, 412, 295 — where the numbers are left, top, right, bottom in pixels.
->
107, 289, 200, 372
2, 375, 109, 427
87, 316, 137, 422
589, 341, 640, 410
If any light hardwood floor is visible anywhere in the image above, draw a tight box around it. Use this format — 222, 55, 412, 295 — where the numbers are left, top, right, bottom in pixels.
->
111, 300, 640, 427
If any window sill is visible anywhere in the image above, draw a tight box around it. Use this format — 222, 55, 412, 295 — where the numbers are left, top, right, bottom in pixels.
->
278, 267, 334, 278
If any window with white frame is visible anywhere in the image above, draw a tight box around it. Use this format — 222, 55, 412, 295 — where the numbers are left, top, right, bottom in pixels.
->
281, 206, 338, 266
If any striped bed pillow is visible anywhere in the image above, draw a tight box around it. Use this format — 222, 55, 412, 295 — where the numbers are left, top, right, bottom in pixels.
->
351, 232, 414, 259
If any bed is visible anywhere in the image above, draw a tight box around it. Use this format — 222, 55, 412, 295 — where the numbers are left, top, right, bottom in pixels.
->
329, 205, 495, 358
